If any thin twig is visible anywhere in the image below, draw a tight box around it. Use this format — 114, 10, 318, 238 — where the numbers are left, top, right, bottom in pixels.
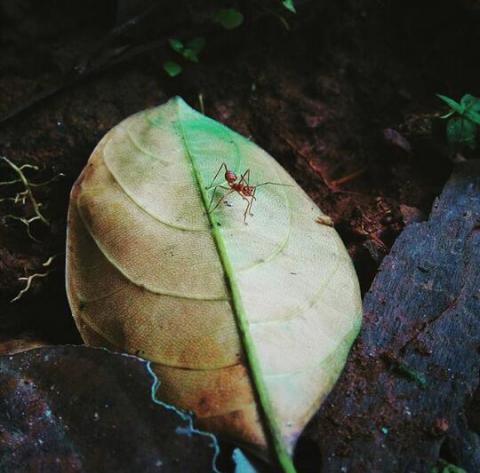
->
0, 179, 22, 186
0, 156, 49, 226
329, 167, 366, 188
74, 2, 161, 75
0, 2, 171, 126
42, 255, 57, 267
11, 271, 51, 302
10, 255, 58, 302
3, 215, 42, 242
198, 93, 205, 114
0, 6, 215, 126
30, 173, 65, 187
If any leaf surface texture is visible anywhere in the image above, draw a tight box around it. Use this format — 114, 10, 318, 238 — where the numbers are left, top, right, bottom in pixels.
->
66, 97, 362, 471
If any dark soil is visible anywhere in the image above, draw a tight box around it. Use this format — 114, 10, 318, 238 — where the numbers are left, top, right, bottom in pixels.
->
1, 0, 479, 471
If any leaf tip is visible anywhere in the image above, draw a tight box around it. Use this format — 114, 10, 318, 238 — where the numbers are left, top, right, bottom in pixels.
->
172, 95, 187, 105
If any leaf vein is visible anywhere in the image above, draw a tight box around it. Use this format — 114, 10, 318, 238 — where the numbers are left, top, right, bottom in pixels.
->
76, 201, 227, 301
80, 317, 242, 371
104, 136, 207, 233
247, 240, 347, 326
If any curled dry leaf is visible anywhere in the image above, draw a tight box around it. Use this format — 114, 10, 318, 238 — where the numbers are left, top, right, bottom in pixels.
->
66, 97, 362, 472
0, 333, 48, 355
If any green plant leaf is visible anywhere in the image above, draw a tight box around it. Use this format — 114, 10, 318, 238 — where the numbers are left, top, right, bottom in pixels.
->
447, 116, 477, 149
66, 97, 362, 473
465, 110, 480, 127
163, 61, 182, 77
169, 37, 206, 63
438, 94, 480, 125
460, 94, 480, 125
460, 94, 480, 111
187, 36, 206, 53
437, 94, 464, 116
282, 0, 296, 13
183, 37, 206, 63
213, 8, 244, 30
465, 110, 480, 126
168, 38, 184, 54
430, 460, 467, 473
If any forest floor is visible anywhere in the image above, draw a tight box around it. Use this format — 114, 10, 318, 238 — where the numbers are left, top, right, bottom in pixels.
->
1, 1, 479, 472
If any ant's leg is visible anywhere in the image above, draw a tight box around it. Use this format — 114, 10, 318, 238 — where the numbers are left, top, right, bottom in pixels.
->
206, 162, 229, 189
245, 194, 255, 219
241, 196, 253, 223
247, 188, 257, 216
238, 168, 251, 186
208, 189, 235, 214
254, 181, 292, 188
207, 185, 229, 211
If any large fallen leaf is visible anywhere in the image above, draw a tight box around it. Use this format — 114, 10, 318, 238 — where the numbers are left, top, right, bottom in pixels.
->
0, 346, 220, 473
66, 97, 362, 472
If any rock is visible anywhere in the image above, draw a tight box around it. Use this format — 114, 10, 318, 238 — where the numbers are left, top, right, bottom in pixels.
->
302, 162, 480, 473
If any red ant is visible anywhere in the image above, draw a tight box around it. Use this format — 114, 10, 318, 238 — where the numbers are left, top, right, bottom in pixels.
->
205, 162, 288, 223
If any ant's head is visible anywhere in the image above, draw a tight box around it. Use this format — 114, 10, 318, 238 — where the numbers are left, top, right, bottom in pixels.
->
225, 170, 237, 183
243, 185, 254, 196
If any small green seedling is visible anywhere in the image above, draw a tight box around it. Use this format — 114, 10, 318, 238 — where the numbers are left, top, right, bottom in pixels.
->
213, 8, 244, 30
163, 2, 294, 79
282, 0, 296, 13
168, 37, 206, 63
163, 61, 182, 78
430, 460, 467, 473
437, 94, 480, 151
163, 37, 206, 77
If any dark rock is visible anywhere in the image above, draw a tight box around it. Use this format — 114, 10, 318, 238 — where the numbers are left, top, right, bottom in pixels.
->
301, 162, 480, 473
0, 346, 219, 473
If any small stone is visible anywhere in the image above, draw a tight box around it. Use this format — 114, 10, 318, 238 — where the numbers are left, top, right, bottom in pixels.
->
383, 128, 412, 154
434, 417, 449, 434
400, 204, 425, 225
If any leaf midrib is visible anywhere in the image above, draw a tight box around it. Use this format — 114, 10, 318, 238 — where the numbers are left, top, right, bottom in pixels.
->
175, 99, 297, 473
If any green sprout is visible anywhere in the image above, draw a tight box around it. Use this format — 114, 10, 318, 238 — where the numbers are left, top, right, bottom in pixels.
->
282, 0, 296, 13
213, 8, 244, 30
168, 37, 206, 63
163, 1, 295, 79
437, 94, 480, 151
430, 460, 467, 473
163, 61, 182, 77
163, 37, 206, 77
